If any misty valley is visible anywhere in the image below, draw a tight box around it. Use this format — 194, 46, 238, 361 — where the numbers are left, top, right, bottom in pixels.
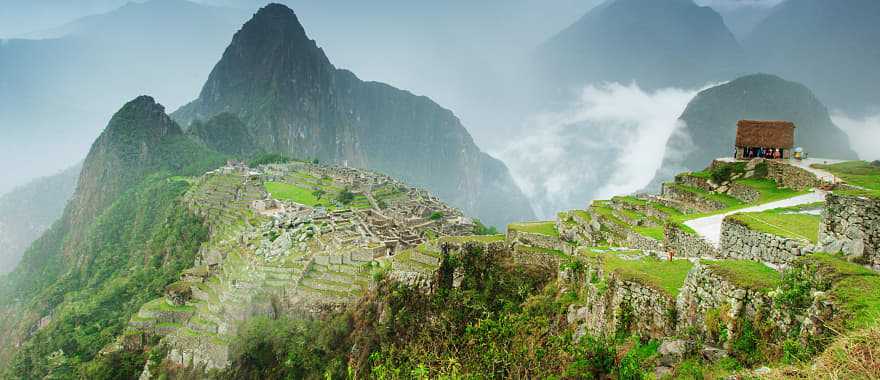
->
1, 1, 879, 379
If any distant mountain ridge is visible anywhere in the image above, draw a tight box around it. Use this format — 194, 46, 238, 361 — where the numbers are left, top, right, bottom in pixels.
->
0, 164, 80, 274
744, 0, 880, 114
174, 3, 534, 227
535, 0, 744, 98
0, 0, 247, 195
647, 73, 857, 189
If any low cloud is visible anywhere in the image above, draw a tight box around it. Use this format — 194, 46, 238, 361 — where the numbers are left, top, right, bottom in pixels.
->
832, 112, 880, 161
495, 83, 699, 219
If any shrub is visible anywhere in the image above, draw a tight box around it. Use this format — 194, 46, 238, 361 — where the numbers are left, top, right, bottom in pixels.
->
473, 219, 499, 235
336, 188, 355, 205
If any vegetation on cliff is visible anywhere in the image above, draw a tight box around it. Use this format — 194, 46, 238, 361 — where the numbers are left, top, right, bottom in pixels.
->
0, 96, 226, 378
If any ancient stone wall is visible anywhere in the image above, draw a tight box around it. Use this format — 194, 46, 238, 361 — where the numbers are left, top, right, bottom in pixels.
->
662, 183, 726, 213
676, 174, 713, 192
720, 218, 815, 266
765, 160, 821, 190
664, 224, 719, 258
507, 229, 566, 252
820, 193, 880, 269
727, 182, 760, 203
564, 263, 677, 340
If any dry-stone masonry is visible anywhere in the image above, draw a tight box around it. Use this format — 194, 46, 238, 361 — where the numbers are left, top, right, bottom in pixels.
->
720, 218, 815, 266
820, 192, 880, 269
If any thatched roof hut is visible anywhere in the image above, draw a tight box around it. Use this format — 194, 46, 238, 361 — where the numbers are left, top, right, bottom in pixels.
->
735, 120, 795, 149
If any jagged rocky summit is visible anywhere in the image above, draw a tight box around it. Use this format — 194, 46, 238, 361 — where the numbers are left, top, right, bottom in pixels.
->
173, 3, 534, 229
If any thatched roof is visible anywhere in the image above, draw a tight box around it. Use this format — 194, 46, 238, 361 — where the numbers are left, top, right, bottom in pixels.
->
735, 120, 795, 148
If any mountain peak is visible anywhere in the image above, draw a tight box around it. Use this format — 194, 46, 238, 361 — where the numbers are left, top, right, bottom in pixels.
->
239, 3, 310, 44
104, 95, 180, 139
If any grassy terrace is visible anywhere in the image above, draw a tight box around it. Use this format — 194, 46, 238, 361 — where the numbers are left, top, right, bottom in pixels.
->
728, 205, 821, 243
508, 221, 559, 237
668, 179, 808, 227
515, 244, 568, 258
701, 259, 780, 292
581, 249, 693, 298
806, 253, 880, 329
668, 183, 744, 208
814, 161, 880, 198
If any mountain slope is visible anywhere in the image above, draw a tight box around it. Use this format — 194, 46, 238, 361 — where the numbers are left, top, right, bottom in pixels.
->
744, 0, 880, 114
535, 0, 744, 96
648, 74, 857, 187
0, 0, 247, 195
0, 96, 224, 377
173, 3, 534, 227
0, 164, 80, 274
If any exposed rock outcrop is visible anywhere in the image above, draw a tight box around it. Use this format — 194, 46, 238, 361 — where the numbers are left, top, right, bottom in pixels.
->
173, 3, 534, 228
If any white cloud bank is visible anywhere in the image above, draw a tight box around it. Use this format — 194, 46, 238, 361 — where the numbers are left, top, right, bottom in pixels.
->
495, 83, 700, 219
832, 112, 880, 161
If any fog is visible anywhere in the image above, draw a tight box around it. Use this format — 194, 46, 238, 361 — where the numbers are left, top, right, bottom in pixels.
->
0, 0, 877, 213
832, 113, 880, 161
495, 83, 701, 219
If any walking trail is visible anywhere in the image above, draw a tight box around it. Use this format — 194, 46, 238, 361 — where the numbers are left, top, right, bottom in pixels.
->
685, 158, 842, 248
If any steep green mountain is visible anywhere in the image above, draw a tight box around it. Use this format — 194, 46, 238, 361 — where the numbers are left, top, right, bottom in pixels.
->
648, 74, 857, 188
186, 112, 259, 157
535, 0, 744, 96
0, 96, 224, 377
0, 163, 80, 274
0, 0, 247, 195
744, 0, 880, 114
173, 3, 534, 228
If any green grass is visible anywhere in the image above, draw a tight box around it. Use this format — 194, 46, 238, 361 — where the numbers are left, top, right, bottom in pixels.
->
804, 253, 880, 329
265, 181, 326, 207
571, 210, 592, 222
728, 207, 821, 243
814, 161, 880, 191
735, 178, 807, 203
670, 184, 744, 208
669, 181, 808, 226
632, 226, 666, 241
508, 221, 559, 237
702, 260, 781, 292
586, 251, 694, 298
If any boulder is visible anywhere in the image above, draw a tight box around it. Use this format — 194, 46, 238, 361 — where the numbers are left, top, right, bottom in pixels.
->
658, 339, 689, 366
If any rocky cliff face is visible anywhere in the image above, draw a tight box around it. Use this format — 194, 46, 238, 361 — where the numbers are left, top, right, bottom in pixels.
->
69, 96, 184, 229
535, 0, 743, 97
173, 3, 534, 228
647, 74, 857, 189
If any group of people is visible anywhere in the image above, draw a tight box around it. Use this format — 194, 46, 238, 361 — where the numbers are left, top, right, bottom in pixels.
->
743, 146, 784, 159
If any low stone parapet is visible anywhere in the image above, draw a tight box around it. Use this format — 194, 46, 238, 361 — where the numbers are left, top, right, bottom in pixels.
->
765, 159, 822, 190
664, 224, 719, 258
720, 218, 815, 266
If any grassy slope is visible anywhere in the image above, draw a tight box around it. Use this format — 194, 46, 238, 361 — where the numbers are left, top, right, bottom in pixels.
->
508, 221, 559, 237
701, 259, 781, 292
583, 250, 693, 298
729, 205, 821, 243
814, 160, 880, 198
